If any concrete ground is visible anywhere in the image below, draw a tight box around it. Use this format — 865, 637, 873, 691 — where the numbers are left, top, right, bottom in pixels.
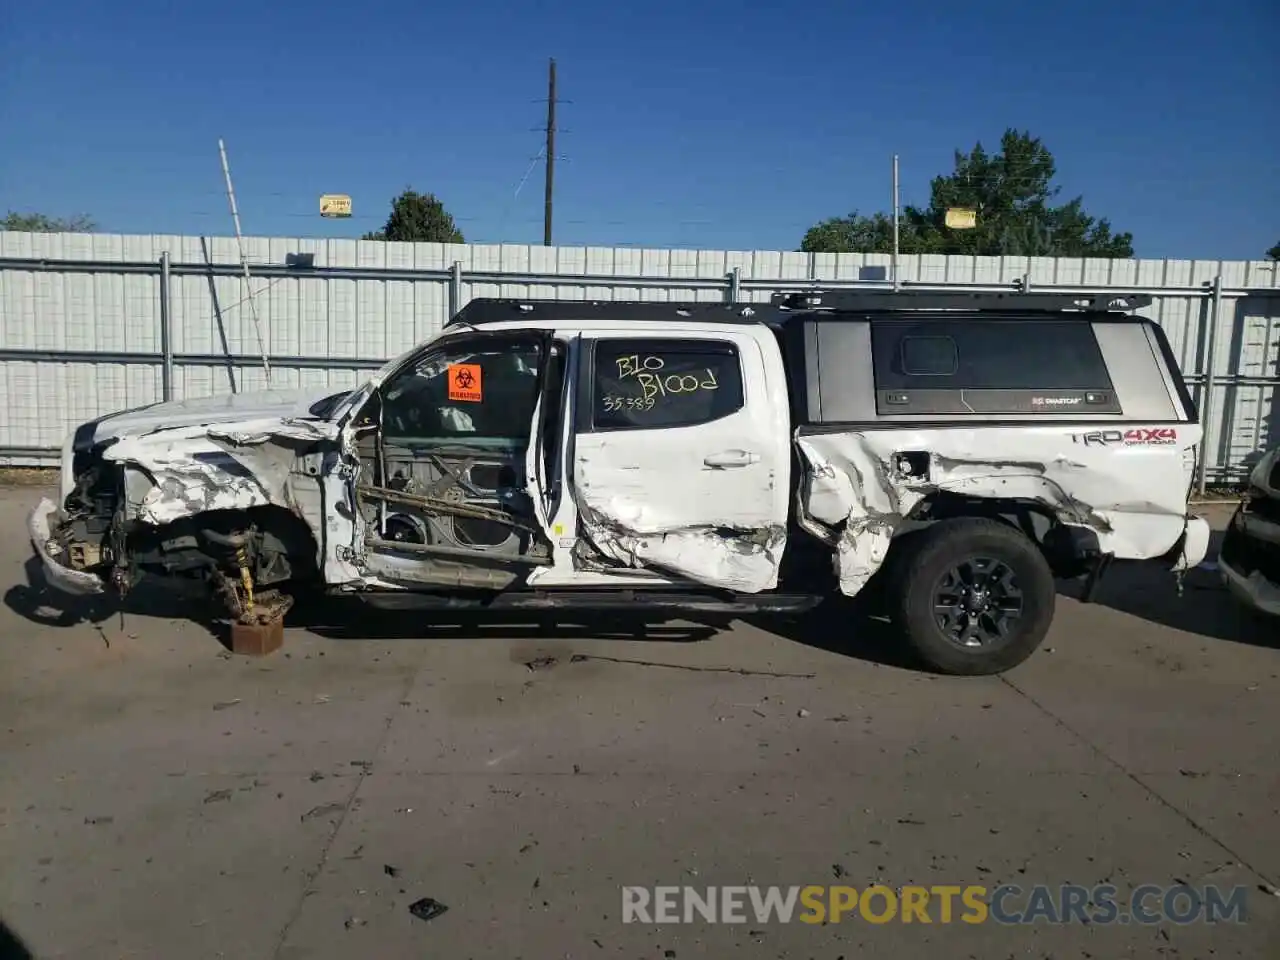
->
0, 485, 1277, 960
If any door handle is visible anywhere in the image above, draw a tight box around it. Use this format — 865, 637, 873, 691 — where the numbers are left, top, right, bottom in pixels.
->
703, 450, 759, 469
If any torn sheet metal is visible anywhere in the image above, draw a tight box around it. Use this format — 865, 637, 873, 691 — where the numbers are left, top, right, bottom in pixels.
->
105, 434, 285, 526
796, 426, 1203, 597
28, 497, 106, 596
575, 503, 786, 594
69, 389, 364, 586
76, 385, 344, 524
76, 388, 344, 444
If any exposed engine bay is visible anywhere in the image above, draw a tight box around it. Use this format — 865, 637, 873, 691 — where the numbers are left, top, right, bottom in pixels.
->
50, 445, 317, 623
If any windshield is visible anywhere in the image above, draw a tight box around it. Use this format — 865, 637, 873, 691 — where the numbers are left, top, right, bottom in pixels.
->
308, 390, 351, 418
322, 330, 465, 423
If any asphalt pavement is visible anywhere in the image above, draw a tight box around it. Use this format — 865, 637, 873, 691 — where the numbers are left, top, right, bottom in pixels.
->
1, 486, 1277, 959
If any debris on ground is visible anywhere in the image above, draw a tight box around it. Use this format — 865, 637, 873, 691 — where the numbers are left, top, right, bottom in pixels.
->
344, 916, 366, 929
1260, 884, 1280, 897
384, 864, 401, 878
301, 802, 345, 823
832, 864, 847, 878
797, 708, 811, 718
309, 772, 325, 782
524, 656, 558, 671
407, 897, 448, 923
829, 714, 850, 722
212, 699, 241, 711
83, 816, 114, 826
203, 789, 232, 804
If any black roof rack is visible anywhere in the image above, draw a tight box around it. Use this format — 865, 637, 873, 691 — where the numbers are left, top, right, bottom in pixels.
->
445, 298, 768, 328
770, 290, 1153, 312
443, 292, 1155, 330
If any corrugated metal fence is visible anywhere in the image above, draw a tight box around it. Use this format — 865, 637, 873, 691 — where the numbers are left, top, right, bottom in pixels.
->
1, 230, 1278, 487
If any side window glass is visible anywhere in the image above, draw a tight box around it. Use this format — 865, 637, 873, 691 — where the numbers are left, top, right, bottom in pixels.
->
592, 339, 745, 430
381, 339, 542, 443
900, 336, 958, 376
870, 320, 1120, 416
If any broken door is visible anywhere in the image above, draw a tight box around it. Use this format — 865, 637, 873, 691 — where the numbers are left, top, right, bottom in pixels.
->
571, 332, 790, 592
353, 330, 560, 589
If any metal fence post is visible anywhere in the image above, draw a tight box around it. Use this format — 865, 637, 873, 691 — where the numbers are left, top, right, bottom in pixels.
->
1196, 274, 1224, 496
727, 266, 741, 304
449, 261, 463, 318
159, 251, 174, 401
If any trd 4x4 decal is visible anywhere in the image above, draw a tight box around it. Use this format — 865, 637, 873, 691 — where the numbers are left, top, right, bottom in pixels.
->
1070, 427, 1179, 447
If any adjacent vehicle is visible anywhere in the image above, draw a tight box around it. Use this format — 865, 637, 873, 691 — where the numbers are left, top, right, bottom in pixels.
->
1218, 445, 1280, 617
27, 290, 1211, 674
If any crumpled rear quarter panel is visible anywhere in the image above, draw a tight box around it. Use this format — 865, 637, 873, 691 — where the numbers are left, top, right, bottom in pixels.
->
796, 425, 1198, 595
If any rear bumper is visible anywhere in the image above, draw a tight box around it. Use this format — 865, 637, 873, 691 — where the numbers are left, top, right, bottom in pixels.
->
1217, 502, 1280, 616
27, 497, 105, 597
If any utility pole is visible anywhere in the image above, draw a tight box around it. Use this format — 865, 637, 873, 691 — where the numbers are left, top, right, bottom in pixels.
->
543, 58, 556, 247
891, 154, 901, 291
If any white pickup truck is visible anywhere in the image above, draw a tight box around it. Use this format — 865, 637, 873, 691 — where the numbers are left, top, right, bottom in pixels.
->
28, 290, 1210, 674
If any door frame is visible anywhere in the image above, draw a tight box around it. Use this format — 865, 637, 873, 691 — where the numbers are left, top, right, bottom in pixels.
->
527, 326, 790, 589
349, 327, 561, 587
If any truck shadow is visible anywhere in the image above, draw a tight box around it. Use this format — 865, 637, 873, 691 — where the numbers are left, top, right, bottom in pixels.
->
10, 550, 1270, 659
4, 557, 211, 630
744, 602, 918, 671
3, 560, 719, 646
1055, 530, 1277, 649
0, 916, 34, 960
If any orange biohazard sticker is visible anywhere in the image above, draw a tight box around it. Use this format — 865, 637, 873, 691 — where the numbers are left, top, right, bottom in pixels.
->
447, 363, 483, 402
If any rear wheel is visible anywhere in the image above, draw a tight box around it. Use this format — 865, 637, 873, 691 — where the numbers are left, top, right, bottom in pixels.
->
891, 518, 1056, 675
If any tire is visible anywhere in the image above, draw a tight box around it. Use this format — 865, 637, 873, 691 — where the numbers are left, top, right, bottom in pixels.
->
890, 517, 1056, 676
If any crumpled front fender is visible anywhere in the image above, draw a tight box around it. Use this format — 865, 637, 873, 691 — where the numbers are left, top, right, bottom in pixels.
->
27, 497, 106, 597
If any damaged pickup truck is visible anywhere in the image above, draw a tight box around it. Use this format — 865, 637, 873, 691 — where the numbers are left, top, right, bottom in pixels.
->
1218, 444, 1280, 617
28, 290, 1210, 674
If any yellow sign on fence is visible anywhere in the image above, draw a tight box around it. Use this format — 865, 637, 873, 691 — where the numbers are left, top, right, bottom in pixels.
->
319, 194, 352, 218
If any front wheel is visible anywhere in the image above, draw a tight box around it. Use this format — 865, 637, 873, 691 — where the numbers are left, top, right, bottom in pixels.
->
890, 518, 1056, 675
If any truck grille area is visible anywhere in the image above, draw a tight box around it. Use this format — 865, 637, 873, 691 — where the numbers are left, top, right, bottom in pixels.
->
1219, 513, 1280, 583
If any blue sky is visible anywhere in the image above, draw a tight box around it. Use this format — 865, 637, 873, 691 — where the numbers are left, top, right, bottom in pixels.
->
2, 0, 1277, 259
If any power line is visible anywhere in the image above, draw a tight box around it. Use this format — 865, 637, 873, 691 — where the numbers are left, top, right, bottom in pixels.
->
493, 144, 546, 239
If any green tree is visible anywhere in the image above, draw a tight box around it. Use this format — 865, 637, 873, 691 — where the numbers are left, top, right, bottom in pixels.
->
2, 211, 96, 232
801, 129, 1134, 258
362, 189, 464, 243
1266, 241, 1280, 261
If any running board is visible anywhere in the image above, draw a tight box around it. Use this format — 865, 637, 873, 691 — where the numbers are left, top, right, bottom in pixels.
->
351, 588, 823, 615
